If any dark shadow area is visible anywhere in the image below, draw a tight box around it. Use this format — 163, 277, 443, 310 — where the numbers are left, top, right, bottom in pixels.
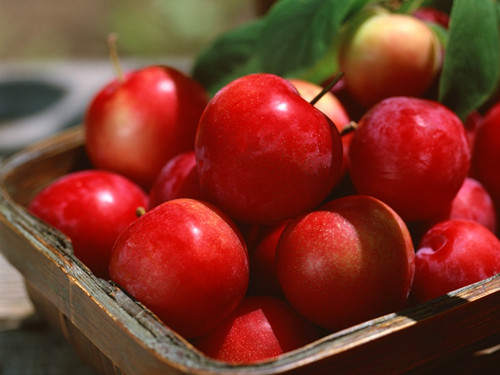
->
0, 314, 96, 375
0, 80, 66, 122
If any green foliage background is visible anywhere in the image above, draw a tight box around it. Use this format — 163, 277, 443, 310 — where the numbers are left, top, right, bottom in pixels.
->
193, 0, 500, 120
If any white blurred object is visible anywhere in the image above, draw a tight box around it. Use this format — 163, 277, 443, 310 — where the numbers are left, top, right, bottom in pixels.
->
0, 58, 191, 155
0, 253, 34, 330
0, 61, 111, 154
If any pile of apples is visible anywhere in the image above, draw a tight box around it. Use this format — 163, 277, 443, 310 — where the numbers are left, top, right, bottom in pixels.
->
28, 2, 500, 364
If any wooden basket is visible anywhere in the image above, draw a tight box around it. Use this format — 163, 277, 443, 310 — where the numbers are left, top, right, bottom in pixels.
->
0, 126, 498, 375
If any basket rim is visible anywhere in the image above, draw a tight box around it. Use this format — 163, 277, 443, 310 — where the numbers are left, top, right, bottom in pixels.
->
1, 127, 499, 375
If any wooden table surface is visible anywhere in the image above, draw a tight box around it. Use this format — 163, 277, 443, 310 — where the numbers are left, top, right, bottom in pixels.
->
0, 254, 96, 375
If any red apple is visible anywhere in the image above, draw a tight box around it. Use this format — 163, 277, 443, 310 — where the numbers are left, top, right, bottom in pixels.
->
472, 100, 500, 207
288, 78, 350, 132
413, 7, 450, 29
348, 96, 471, 221
195, 73, 343, 224
109, 198, 249, 338
29, 170, 148, 279
431, 177, 496, 233
289, 78, 352, 176
85, 65, 209, 189
339, 10, 441, 108
192, 296, 322, 363
148, 151, 204, 209
326, 75, 367, 122
408, 177, 498, 245
411, 219, 500, 303
276, 195, 415, 332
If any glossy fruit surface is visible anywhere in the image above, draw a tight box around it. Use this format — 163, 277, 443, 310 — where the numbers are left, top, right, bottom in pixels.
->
339, 11, 441, 108
472, 101, 500, 207
109, 198, 249, 338
276, 195, 415, 332
348, 96, 471, 221
195, 73, 343, 224
430, 177, 496, 234
29, 170, 148, 279
288, 78, 350, 132
148, 151, 203, 209
289, 78, 352, 176
192, 296, 321, 363
411, 219, 500, 303
85, 65, 209, 189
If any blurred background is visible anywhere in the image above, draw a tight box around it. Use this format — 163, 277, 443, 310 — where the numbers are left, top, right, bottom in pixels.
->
0, 0, 258, 60
0, 2, 267, 373
0, 0, 269, 156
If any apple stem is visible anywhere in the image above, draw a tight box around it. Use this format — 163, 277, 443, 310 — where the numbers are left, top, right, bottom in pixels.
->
309, 72, 344, 106
136, 207, 146, 217
340, 121, 358, 137
107, 33, 125, 83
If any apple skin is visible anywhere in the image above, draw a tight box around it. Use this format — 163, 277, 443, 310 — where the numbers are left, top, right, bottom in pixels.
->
420, 177, 497, 237
191, 296, 322, 364
413, 7, 450, 29
247, 222, 288, 297
348, 96, 471, 221
195, 73, 343, 224
327, 75, 367, 123
408, 177, 498, 246
288, 78, 350, 132
148, 151, 204, 209
29, 170, 148, 279
85, 65, 209, 189
339, 11, 441, 108
472, 101, 500, 208
410, 219, 500, 304
289, 78, 352, 176
276, 195, 415, 332
109, 198, 249, 339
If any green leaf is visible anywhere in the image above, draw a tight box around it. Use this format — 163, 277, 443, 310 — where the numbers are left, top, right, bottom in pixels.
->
438, 0, 500, 120
192, 19, 263, 95
298, 0, 377, 83
427, 22, 448, 49
192, 0, 384, 94
297, 33, 341, 84
342, 0, 381, 20
256, 0, 362, 77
